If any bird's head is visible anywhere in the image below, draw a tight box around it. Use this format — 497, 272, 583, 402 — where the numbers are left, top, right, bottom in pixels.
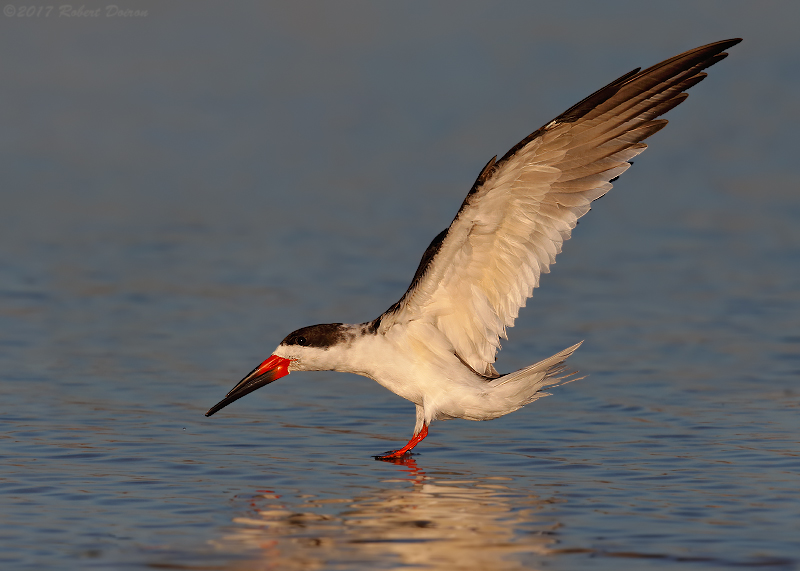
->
204, 323, 351, 417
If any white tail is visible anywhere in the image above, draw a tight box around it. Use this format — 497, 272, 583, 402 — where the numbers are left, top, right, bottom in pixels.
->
488, 342, 584, 410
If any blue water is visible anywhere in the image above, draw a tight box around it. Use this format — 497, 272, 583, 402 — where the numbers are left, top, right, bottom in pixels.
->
2, 2, 799, 569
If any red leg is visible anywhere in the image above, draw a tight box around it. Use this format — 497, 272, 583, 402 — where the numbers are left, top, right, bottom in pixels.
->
375, 425, 429, 459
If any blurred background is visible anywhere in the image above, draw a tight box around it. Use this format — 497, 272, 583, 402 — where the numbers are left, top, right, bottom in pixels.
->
1, 2, 798, 569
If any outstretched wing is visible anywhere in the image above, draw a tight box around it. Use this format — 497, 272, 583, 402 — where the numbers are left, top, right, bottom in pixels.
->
377, 39, 741, 376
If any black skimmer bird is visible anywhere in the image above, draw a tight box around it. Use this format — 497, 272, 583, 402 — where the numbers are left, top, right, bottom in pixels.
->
206, 39, 741, 458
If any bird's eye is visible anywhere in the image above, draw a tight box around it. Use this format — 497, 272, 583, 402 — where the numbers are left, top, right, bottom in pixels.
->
296, 336, 308, 346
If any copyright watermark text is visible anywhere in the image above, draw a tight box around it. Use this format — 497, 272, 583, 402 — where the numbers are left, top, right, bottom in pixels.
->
4, 4, 148, 17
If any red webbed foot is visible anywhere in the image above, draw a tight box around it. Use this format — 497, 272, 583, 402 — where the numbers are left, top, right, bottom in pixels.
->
374, 425, 428, 459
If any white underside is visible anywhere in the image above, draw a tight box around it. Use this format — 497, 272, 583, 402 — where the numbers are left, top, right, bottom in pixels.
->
278, 323, 580, 436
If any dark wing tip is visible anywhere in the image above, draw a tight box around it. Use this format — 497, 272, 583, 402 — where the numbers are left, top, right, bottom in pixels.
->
717, 38, 743, 49
497, 38, 741, 170
561, 38, 741, 125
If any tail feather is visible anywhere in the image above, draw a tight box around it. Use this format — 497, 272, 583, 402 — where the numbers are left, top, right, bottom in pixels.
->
489, 341, 584, 406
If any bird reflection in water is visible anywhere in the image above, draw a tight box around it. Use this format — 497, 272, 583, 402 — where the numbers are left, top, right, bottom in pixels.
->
213, 461, 560, 570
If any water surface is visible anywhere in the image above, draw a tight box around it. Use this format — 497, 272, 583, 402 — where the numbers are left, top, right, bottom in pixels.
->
1, 2, 799, 569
